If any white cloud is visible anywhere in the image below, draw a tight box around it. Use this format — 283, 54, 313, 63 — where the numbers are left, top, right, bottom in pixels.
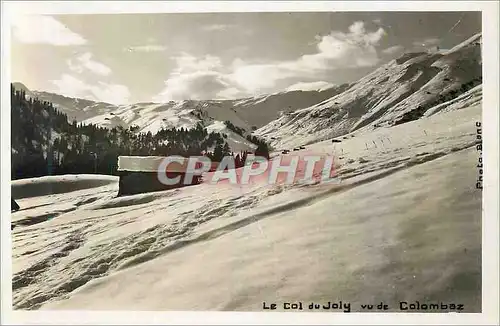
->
230, 62, 292, 93
153, 71, 233, 102
67, 52, 112, 76
126, 45, 167, 52
229, 21, 386, 91
286, 81, 335, 92
382, 45, 405, 56
216, 87, 247, 99
155, 21, 387, 101
11, 15, 86, 46
51, 74, 130, 105
310, 21, 385, 68
412, 37, 441, 48
152, 53, 231, 101
173, 53, 223, 73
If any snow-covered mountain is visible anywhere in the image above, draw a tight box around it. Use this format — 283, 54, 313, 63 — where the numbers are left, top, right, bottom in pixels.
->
13, 83, 349, 135
12, 86, 117, 123
13, 82, 351, 153
255, 33, 482, 149
14, 33, 481, 153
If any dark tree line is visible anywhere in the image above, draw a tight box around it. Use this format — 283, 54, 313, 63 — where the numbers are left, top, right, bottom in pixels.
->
246, 135, 270, 159
11, 85, 269, 180
224, 120, 246, 136
223, 121, 271, 160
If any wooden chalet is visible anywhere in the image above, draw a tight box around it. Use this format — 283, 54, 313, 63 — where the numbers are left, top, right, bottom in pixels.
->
117, 156, 217, 196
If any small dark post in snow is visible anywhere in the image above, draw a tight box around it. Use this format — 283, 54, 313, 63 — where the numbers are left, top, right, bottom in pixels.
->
424, 130, 428, 136
372, 140, 377, 148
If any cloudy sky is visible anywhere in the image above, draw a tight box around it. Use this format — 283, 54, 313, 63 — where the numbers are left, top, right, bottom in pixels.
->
11, 12, 481, 104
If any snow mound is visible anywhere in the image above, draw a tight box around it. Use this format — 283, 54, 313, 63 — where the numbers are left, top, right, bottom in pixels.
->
41, 145, 481, 312
12, 175, 118, 200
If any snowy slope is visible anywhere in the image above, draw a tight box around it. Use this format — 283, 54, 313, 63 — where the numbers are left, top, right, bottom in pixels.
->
425, 84, 482, 116
11, 102, 481, 311
255, 33, 482, 149
42, 148, 481, 312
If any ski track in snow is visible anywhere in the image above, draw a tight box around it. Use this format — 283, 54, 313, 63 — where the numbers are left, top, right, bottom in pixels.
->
11, 104, 481, 310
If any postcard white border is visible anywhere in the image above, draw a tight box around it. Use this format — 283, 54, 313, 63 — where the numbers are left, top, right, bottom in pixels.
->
1, 1, 498, 325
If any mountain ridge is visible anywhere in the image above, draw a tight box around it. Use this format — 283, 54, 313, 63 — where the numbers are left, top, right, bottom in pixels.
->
253, 33, 482, 148
12, 33, 482, 151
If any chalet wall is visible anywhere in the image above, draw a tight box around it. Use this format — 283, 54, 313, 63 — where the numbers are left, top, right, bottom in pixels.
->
117, 171, 201, 196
